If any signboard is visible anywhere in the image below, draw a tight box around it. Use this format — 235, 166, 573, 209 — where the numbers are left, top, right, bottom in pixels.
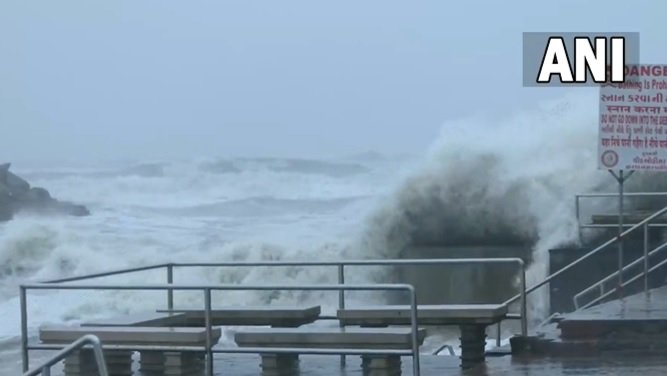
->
599, 65, 667, 170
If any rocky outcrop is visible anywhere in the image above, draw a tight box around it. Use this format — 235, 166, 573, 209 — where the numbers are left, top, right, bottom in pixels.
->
0, 163, 90, 221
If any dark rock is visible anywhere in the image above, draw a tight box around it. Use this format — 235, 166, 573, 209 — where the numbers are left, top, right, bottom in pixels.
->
21, 187, 52, 203
0, 163, 9, 182
0, 163, 90, 222
0, 183, 13, 221
6, 171, 30, 195
1, 162, 31, 196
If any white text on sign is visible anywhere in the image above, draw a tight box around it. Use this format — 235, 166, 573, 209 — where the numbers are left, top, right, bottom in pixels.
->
537, 37, 626, 84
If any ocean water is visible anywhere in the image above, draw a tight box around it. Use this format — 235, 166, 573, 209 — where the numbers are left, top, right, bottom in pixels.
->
4, 91, 667, 374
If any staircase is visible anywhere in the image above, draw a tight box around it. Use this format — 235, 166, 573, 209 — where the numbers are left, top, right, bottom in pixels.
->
508, 192, 667, 357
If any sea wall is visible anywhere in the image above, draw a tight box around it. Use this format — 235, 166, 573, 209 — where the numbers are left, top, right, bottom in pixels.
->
385, 245, 532, 305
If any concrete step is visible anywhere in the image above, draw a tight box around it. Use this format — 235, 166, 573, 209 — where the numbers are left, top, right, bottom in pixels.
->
513, 286, 667, 357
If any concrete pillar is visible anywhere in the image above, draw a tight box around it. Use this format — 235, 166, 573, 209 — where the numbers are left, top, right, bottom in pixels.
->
361, 355, 402, 376
459, 324, 487, 369
63, 349, 132, 376
138, 351, 163, 375
139, 351, 205, 376
259, 354, 299, 376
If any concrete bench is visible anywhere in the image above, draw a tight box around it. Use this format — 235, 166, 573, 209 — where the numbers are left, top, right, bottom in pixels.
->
40, 325, 221, 376
235, 327, 427, 376
156, 305, 321, 327
81, 311, 189, 327
337, 304, 508, 369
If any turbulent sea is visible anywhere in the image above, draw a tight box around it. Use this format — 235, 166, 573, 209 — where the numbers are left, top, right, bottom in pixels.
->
3, 92, 666, 374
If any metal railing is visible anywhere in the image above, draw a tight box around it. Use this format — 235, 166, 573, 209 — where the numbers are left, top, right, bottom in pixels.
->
571, 192, 667, 310
41, 258, 527, 340
575, 192, 667, 233
21, 283, 420, 376
504, 203, 667, 311
32, 258, 526, 365
23, 334, 108, 376
574, 235, 667, 310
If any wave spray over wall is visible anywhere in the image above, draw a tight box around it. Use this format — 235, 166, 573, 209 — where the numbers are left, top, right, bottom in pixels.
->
352, 91, 661, 320
4, 92, 667, 370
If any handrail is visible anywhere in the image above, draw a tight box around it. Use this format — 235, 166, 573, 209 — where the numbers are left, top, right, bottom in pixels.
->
579, 253, 667, 310
42, 263, 170, 283
21, 283, 421, 376
575, 192, 667, 233
23, 334, 108, 376
37, 258, 527, 340
504, 204, 667, 307
573, 239, 667, 309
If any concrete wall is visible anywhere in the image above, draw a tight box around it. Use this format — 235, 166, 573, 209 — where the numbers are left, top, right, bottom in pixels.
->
384, 245, 531, 305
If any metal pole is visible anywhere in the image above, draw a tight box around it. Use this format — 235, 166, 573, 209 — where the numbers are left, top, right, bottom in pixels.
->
204, 288, 213, 376
408, 286, 420, 376
20, 286, 29, 372
644, 223, 649, 295
618, 169, 624, 298
337, 264, 346, 367
167, 264, 174, 311
610, 169, 634, 299
575, 195, 582, 242
520, 266, 527, 337
496, 322, 501, 347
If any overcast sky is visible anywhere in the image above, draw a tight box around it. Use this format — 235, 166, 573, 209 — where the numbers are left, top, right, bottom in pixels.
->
1, 0, 666, 165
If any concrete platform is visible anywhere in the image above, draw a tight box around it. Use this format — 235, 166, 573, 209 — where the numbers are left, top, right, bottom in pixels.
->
156, 305, 321, 327
337, 304, 507, 326
559, 286, 667, 340
235, 327, 426, 350
40, 326, 220, 376
514, 286, 667, 357
40, 325, 221, 345
81, 312, 189, 327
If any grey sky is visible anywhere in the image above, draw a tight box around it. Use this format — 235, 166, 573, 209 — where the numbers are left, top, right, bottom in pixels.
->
1, 0, 666, 165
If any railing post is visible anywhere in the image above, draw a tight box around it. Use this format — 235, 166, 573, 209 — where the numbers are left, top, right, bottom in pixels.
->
408, 285, 420, 376
496, 322, 501, 347
644, 223, 649, 295
20, 286, 29, 373
204, 288, 213, 376
337, 264, 346, 367
41, 366, 51, 376
618, 170, 625, 299
167, 264, 174, 311
575, 195, 581, 241
88, 336, 109, 376
520, 263, 527, 337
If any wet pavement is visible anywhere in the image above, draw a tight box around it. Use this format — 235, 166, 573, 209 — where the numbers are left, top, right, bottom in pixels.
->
210, 353, 667, 375
20, 351, 667, 376
564, 285, 667, 323
537, 285, 667, 350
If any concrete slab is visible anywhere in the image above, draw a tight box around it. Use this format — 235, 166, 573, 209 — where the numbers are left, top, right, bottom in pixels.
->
81, 311, 188, 327
156, 305, 321, 327
337, 304, 508, 326
235, 328, 427, 350
558, 286, 667, 340
39, 325, 221, 345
